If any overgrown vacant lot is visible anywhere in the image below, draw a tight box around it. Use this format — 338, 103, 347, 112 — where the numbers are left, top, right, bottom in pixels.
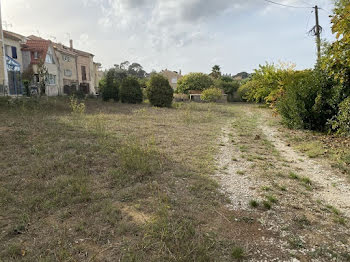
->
0, 98, 349, 261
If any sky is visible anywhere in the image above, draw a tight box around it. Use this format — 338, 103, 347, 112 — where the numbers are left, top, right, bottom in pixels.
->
2, 0, 335, 75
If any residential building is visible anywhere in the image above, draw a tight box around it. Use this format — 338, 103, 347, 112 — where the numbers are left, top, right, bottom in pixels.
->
160, 69, 182, 90
0, 2, 6, 95
74, 46, 96, 94
53, 41, 79, 94
4, 30, 26, 95
22, 36, 60, 96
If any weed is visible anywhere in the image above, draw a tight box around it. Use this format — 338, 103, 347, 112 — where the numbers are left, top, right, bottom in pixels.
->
266, 195, 278, 203
261, 186, 271, 191
288, 235, 305, 249
301, 177, 312, 185
289, 172, 300, 180
69, 95, 86, 115
326, 205, 340, 215
237, 170, 245, 175
294, 215, 311, 228
249, 200, 259, 208
333, 216, 346, 225
262, 201, 271, 210
231, 246, 245, 260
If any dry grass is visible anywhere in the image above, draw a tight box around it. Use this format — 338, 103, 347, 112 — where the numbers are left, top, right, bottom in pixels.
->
2, 98, 348, 261
0, 98, 282, 261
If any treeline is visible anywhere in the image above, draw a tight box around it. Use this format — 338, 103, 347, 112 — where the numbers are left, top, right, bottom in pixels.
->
238, 0, 350, 135
99, 62, 174, 108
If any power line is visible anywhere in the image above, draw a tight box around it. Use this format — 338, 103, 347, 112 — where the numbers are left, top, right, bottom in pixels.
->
262, 0, 313, 9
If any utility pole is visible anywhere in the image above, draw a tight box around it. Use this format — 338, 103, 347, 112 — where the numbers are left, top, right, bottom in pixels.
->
314, 5, 321, 61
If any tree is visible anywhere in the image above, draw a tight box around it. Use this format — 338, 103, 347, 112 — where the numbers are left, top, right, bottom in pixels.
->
120, 76, 143, 104
37, 60, 49, 96
210, 65, 221, 79
320, 0, 350, 97
128, 63, 147, 78
147, 74, 174, 107
99, 69, 120, 101
176, 73, 214, 94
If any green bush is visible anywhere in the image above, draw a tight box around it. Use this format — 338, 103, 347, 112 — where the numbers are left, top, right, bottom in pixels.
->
146, 74, 174, 108
23, 80, 31, 97
100, 70, 119, 102
216, 78, 240, 102
330, 97, 350, 135
276, 69, 338, 131
201, 88, 223, 102
176, 73, 214, 94
120, 76, 143, 104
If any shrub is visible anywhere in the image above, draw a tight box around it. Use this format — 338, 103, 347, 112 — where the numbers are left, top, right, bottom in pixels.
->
176, 73, 214, 94
276, 69, 338, 131
216, 78, 240, 102
73, 88, 86, 100
201, 88, 222, 102
100, 70, 119, 102
23, 80, 31, 97
69, 95, 85, 115
146, 74, 174, 108
120, 76, 143, 104
330, 97, 350, 135
238, 81, 255, 101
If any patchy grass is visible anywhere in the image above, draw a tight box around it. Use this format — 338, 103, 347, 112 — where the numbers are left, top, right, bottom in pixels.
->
1, 98, 267, 261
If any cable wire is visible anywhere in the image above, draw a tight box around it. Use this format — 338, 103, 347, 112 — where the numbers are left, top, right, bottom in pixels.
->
262, 0, 313, 9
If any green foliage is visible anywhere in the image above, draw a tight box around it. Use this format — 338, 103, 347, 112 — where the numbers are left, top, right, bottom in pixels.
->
147, 74, 174, 108
210, 65, 221, 79
69, 96, 86, 115
120, 76, 143, 104
216, 77, 240, 101
238, 62, 295, 105
330, 97, 350, 135
99, 69, 120, 102
320, 0, 350, 85
23, 80, 31, 97
276, 69, 339, 131
201, 88, 223, 103
176, 73, 214, 94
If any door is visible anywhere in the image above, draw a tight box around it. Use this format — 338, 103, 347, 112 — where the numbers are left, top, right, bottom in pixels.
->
8, 71, 23, 95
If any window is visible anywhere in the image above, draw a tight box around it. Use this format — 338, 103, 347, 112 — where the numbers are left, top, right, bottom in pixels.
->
46, 74, 56, 85
11, 47, 17, 59
34, 52, 39, 60
45, 49, 54, 64
64, 69, 72, 77
62, 55, 71, 62
81, 66, 87, 81
171, 77, 178, 84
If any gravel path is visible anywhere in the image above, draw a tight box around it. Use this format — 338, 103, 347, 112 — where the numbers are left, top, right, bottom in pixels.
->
261, 124, 350, 218
214, 125, 258, 210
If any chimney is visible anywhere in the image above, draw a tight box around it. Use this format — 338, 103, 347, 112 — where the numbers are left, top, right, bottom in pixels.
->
179, 69, 182, 76
70, 39, 73, 50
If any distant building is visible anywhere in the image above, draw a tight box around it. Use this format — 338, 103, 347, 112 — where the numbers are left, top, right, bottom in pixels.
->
22, 36, 60, 96
53, 41, 79, 93
74, 47, 96, 95
160, 69, 182, 90
0, 2, 7, 95
4, 31, 26, 95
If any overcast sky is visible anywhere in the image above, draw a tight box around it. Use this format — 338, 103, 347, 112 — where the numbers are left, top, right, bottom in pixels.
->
2, 0, 334, 74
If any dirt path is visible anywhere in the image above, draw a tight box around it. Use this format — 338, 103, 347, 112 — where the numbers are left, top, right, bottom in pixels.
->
215, 125, 258, 210
261, 123, 350, 218
214, 105, 350, 261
